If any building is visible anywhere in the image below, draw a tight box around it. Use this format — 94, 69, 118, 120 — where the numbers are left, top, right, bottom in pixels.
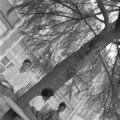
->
0, 0, 36, 118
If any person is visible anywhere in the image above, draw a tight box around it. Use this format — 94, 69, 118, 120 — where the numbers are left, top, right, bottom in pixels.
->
29, 88, 54, 114
3, 59, 33, 93
37, 102, 66, 120
19, 59, 32, 73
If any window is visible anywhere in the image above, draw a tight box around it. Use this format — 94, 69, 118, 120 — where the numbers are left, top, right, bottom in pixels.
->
0, 53, 17, 69
0, 56, 15, 69
1, 56, 10, 66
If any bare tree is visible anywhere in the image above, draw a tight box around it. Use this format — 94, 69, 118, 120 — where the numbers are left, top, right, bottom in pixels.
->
4, 0, 120, 120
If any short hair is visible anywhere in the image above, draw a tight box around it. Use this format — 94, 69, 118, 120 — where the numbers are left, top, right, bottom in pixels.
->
41, 88, 54, 97
59, 102, 66, 109
23, 59, 32, 64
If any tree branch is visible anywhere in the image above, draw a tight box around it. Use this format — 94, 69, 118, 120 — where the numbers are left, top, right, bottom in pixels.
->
96, 0, 110, 31
115, 7, 120, 31
20, 12, 78, 20
98, 54, 117, 98
52, 0, 77, 13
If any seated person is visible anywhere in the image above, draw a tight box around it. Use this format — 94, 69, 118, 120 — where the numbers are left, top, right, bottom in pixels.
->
37, 102, 66, 120
29, 88, 54, 114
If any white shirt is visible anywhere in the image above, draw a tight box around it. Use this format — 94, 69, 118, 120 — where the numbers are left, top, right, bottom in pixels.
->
29, 96, 45, 111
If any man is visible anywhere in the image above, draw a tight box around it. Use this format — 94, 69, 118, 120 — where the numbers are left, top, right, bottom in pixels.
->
29, 88, 54, 113
38, 102, 66, 120
3, 59, 32, 93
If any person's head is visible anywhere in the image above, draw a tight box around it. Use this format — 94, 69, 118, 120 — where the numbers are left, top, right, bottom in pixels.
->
41, 88, 54, 101
58, 102, 66, 113
20, 59, 32, 73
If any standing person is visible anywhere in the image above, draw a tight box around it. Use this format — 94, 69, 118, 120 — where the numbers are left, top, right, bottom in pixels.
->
29, 88, 54, 115
38, 102, 66, 120
3, 59, 32, 93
